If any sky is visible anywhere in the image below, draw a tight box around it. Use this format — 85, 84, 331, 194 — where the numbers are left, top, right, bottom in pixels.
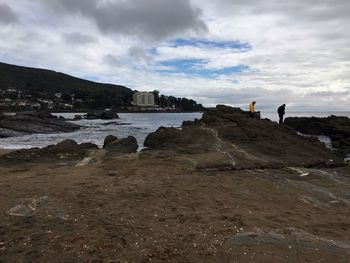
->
0, 0, 349, 111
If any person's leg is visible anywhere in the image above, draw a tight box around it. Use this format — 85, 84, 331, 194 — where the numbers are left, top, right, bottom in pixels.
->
279, 114, 283, 124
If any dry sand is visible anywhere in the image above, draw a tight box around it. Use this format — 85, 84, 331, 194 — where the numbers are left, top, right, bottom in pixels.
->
0, 150, 349, 262
0, 148, 12, 156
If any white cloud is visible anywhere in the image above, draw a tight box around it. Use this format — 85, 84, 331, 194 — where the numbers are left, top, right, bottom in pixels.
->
0, 0, 349, 110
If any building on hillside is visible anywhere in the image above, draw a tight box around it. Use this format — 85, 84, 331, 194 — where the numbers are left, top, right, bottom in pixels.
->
132, 92, 155, 107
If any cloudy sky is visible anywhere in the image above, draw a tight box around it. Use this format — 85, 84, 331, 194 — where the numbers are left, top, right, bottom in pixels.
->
0, 0, 349, 110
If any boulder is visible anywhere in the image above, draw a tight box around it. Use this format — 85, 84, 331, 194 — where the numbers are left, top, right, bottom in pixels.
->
49, 139, 79, 153
103, 135, 118, 148
79, 142, 99, 150
84, 111, 119, 120
104, 136, 138, 154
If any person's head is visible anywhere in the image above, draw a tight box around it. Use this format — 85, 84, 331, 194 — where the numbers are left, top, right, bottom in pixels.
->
252, 101, 256, 105
283, 104, 286, 107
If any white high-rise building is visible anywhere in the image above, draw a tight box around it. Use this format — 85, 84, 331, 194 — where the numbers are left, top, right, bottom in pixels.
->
133, 92, 155, 107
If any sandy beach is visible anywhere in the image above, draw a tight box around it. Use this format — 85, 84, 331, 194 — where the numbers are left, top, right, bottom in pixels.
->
0, 151, 349, 262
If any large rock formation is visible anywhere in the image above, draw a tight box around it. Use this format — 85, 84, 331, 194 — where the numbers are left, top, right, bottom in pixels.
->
285, 116, 350, 157
0, 111, 80, 138
144, 105, 341, 170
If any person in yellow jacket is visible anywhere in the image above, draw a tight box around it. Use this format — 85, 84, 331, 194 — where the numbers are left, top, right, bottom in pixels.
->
249, 101, 256, 118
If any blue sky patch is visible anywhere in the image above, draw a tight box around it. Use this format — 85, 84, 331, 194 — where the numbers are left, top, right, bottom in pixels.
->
147, 48, 158, 56
157, 58, 249, 78
169, 38, 252, 51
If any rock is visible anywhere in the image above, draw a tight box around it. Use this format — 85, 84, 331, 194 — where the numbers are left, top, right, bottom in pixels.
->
84, 111, 119, 120
103, 135, 118, 148
104, 136, 138, 153
47, 139, 79, 153
143, 105, 342, 170
182, 118, 201, 127
0, 139, 96, 164
106, 170, 119, 177
0, 111, 80, 138
285, 116, 350, 158
78, 142, 99, 150
144, 126, 215, 154
74, 115, 83, 120
15, 111, 54, 119
0, 127, 26, 138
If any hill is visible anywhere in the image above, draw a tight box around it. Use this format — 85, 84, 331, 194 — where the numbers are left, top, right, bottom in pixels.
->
0, 62, 133, 110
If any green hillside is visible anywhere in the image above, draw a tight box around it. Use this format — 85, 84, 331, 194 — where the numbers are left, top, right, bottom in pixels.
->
0, 62, 133, 109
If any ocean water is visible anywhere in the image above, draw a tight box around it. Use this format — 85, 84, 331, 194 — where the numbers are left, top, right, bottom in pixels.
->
0, 111, 349, 150
0, 113, 202, 149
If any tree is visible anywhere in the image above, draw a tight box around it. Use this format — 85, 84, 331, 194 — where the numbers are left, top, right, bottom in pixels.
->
153, 90, 160, 105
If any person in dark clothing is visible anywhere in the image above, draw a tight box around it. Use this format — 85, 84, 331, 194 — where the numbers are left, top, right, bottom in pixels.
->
277, 104, 286, 124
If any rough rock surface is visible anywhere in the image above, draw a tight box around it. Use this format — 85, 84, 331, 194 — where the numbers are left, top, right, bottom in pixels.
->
103, 136, 138, 154
0, 111, 80, 138
103, 135, 118, 148
0, 135, 138, 165
144, 105, 341, 170
285, 116, 350, 157
0, 139, 98, 164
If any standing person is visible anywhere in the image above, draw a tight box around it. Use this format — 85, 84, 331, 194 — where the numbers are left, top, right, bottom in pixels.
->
277, 104, 286, 124
249, 101, 256, 118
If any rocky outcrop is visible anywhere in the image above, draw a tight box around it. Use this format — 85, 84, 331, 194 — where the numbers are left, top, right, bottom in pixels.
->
0, 139, 98, 164
0, 134, 138, 165
0, 111, 80, 138
144, 105, 341, 170
285, 116, 350, 157
83, 111, 119, 120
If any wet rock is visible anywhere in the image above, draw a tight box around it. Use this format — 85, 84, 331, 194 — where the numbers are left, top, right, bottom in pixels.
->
103, 135, 118, 148
84, 111, 119, 120
285, 116, 350, 158
0, 111, 80, 138
74, 115, 83, 120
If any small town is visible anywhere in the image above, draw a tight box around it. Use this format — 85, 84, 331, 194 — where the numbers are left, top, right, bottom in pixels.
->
0, 88, 202, 112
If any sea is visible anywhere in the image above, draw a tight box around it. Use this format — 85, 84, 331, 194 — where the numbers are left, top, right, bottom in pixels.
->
0, 111, 349, 150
